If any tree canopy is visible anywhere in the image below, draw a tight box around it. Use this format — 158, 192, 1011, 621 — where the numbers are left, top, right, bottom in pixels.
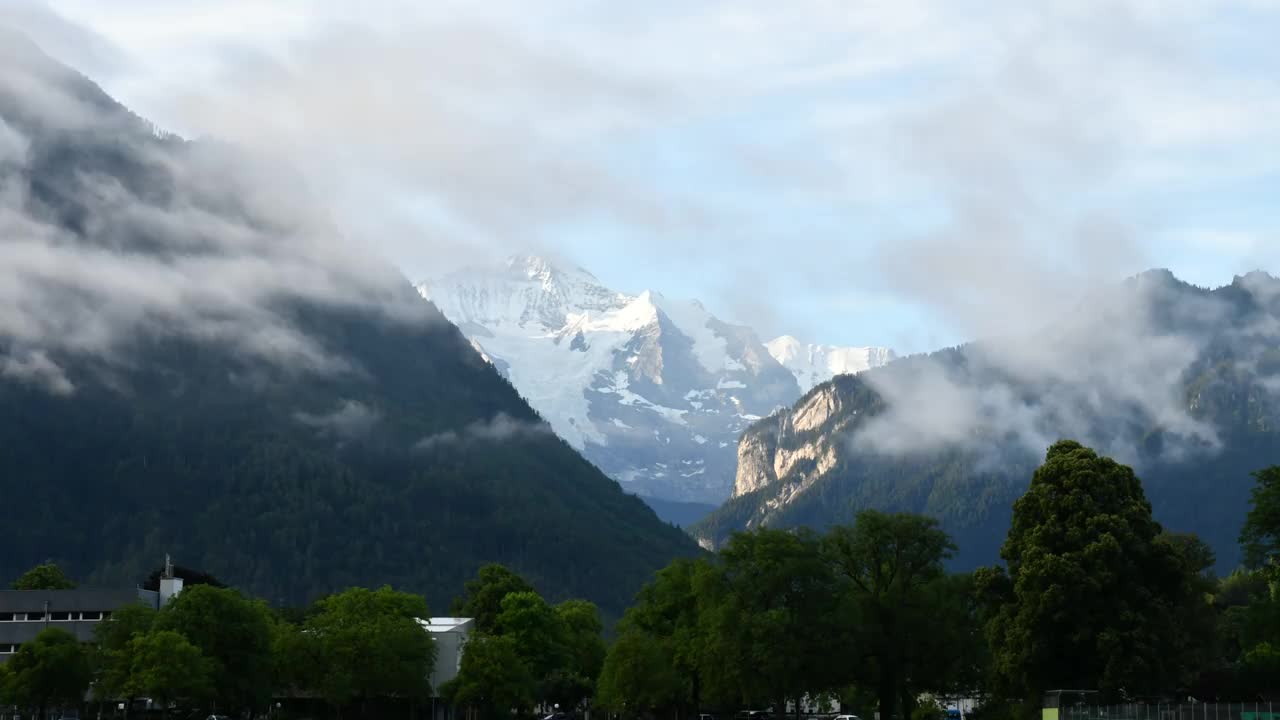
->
1241, 466, 1280, 572
823, 511, 958, 720
0, 628, 92, 720
154, 584, 275, 713
11, 563, 76, 590
981, 440, 1211, 698
122, 630, 213, 715
452, 564, 536, 633
302, 586, 436, 709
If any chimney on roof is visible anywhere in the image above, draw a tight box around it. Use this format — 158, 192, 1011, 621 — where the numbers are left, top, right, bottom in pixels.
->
159, 554, 183, 606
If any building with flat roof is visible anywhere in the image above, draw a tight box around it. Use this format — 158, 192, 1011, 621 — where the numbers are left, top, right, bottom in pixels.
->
0, 588, 160, 661
0, 559, 185, 663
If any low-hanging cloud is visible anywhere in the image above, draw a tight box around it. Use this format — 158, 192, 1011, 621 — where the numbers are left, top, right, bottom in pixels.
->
852, 272, 1280, 466
414, 412, 553, 452
0, 38, 440, 395
10, 0, 1279, 350
0, 349, 75, 396
294, 399, 381, 439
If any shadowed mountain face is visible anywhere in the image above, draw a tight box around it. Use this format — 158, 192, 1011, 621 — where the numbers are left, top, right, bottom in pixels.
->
0, 34, 699, 615
695, 270, 1280, 571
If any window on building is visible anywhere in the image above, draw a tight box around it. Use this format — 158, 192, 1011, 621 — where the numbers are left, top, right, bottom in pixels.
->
25, 612, 45, 621
101, 611, 112, 620
50, 611, 71, 621
0, 643, 17, 653
0, 612, 14, 622
81, 611, 102, 621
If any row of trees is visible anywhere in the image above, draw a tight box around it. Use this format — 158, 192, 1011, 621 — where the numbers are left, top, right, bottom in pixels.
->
0, 564, 608, 720
596, 441, 1280, 720
6, 440, 1280, 720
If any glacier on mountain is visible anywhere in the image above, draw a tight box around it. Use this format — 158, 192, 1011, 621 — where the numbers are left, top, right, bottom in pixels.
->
419, 256, 889, 502
766, 335, 896, 392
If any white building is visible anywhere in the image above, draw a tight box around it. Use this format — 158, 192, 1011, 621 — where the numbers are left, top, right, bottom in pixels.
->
419, 617, 475, 695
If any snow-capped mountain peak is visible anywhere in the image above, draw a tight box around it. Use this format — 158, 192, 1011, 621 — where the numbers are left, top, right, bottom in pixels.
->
418, 256, 892, 502
766, 335, 897, 391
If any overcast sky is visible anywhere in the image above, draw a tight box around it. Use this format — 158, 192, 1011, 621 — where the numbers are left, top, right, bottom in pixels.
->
7, 0, 1280, 354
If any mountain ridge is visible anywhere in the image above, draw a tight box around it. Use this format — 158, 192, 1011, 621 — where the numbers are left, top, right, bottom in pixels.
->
0, 34, 700, 616
694, 269, 1280, 570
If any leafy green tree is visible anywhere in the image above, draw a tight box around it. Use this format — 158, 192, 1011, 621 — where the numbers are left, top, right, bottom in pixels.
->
822, 511, 957, 720
596, 558, 708, 715
442, 634, 537, 719
302, 586, 435, 714
548, 600, 606, 709
496, 591, 570, 698
982, 440, 1208, 699
907, 573, 990, 702
269, 614, 319, 694
452, 564, 535, 632
122, 630, 213, 717
0, 628, 92, 720
697, 528, 840, 717
91, 603, 159, 703
596, 629, 683, 714
1241, 466, 1280, 572
11, 563, 76, 590
155, 584, 274, 714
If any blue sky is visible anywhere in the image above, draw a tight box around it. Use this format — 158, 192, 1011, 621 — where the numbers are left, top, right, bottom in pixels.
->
10, 0, 1280, 354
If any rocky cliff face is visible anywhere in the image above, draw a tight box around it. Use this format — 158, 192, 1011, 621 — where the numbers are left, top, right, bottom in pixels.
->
732, 384, 846, 496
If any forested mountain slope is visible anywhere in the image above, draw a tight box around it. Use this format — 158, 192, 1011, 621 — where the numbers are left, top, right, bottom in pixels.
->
695, 270, 1280, 570
0, 32, 699, 615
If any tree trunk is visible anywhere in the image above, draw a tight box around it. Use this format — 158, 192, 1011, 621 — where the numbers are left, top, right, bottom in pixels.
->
878, 670, 897, 720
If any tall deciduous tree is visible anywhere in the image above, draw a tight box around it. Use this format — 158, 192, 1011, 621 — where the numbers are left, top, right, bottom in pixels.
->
441, 634, 537, 719
596, 558, 708, 716
154, 585, 275, 714
822, 510, 957, 720
92, 603, 159, 703
697, 528, 840, 718
0, 628, 92, 720
982, 440, 1209, 699
303, 586, 436, 714
1241, 466, 1280, 573
548, 600, 607, 710
11, 563, 76, 590
496, 590, 569, 702
123, 630, 213, 717
452, 564, 535, 633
